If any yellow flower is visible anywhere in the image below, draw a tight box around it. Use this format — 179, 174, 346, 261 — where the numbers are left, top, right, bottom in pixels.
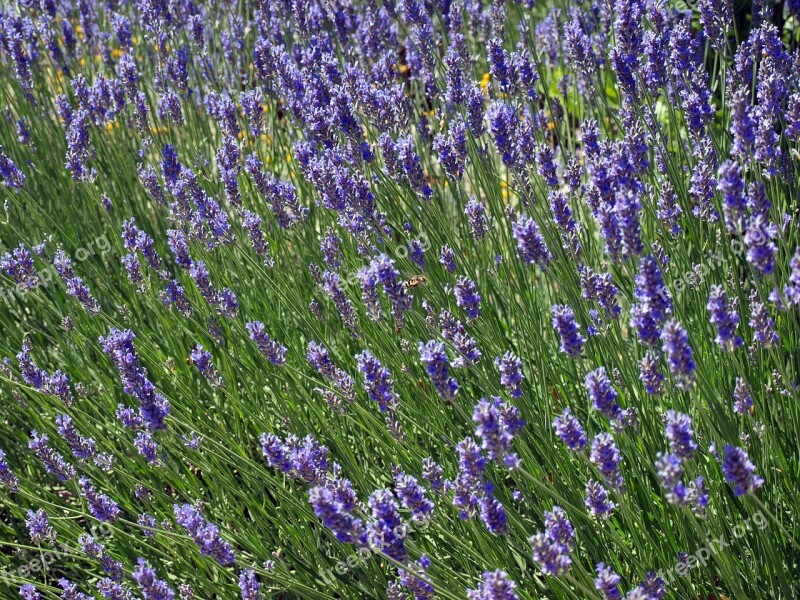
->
480, 72, 491, 90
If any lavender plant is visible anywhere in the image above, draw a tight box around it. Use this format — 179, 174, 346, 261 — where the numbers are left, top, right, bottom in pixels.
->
0, 1, 798, 599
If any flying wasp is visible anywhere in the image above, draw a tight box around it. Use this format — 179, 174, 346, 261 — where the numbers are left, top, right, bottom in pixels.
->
403, 275, 427, 289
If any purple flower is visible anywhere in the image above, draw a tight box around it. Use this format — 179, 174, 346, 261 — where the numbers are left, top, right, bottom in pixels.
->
79, 477, 120, 522
29, 431, 75, 481
453, 437, 485, 517
495, 352, 524, 398
96, 579, 132, 599
59, 578, 91, 600
396, 135, 432, 198
553, 408, 588, 451
99, 329, 170, 430
239, 569, 261, 600
718, 161, 747, 234
174, 503, 236, 566
454, 276, 481, 319
631, 255, 672, 346
707, 286, 743, 351
473, 398, 519, 468
56, 414, 97, 458
138, 513, 156, 536
698, 0, 732, 50
476, 485, 508, 535
439, 245, 456, 272
488, 101, 518, 167
440, 310, 482, 366
656, 182, 682, 236
367, 489, 407, 562
320, 227, 342, 269
308, 341, 355, 403
549, 191, 581, 255
19, 584, 40, 600
529, 506, 574, 577
595, 563, 622, 599
665, 411, 698, 460
465, 198, 487, 241
660, 320, 696, 391
0, 147, 25, 188
786, 248, 800, 307
358, 265, 382, 322
356, 350, 397, 413
422, 458, 444, 495
745, 215, 777, 276
261, 434, 329, 485
133, 558, 175, 600
134, 432, 159, 463
722, 446, 764, 496
242, 211, 273, 268
638, 352, 664, 396
733, 378, 753, 415
1, 244, 37, 288
418, 341, 459, 402
544, 506, 576, 550
551, 305, 585, 358
26, 509, 56, 544
322, 271, 359, 335
655, 453, 708, 516
162, 280, 192, 316
585, 480, 616, 519
191, 344, 223, 387
245, 321, 287, 366
309, 481, 364, 544
513, 215, 552, 270
467, 569, 519, 600
591, 433, 623, 491
615, 189, 643, 258
586, 367, 622, 421
397, 555, 434, 599
80, 535, 123, 580
394, 471, 434, 523
0, 449, 19, 492
370, 255, 412, 327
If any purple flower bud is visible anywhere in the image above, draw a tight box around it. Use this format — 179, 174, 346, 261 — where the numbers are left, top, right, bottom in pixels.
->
418, 341, 459, 402
660, 320, 696, 391
722, 445, 763, 496
585, 479, 616, 519
79, 476, 120, 522
174, 504, 235, 566
26, 508, 56, 544
590, 433, 623, 491
551, 305, 585, 358
239, 569, 261, 600
454, 276, 481, 319
132, 558, 175, 600
707, 286, 743, 351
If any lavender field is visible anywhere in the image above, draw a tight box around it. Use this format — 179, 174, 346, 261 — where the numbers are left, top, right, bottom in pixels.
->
0, 0, 799, 598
